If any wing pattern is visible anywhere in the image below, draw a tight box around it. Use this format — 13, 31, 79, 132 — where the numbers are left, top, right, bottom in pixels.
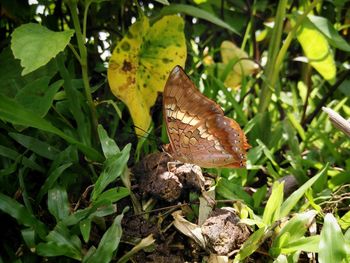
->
163, 66, 250, 168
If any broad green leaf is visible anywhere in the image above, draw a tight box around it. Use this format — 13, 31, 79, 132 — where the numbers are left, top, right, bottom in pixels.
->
11, 23, 74, 75
83, 208, 127, 263
160, 4, 239, 35
0, 94, 103, 162
280, 164, 329, 217
48, 186, 70, 222
319, 214, 348, 263
280, 235, 320, 254
262, 181, 284, 225
108, 15, 186, 136
295, 16, 336, 84
36, 241, 81, 260
0, 47, 58, 98
15, 78, 62, 117
36, 225, 82, 260
270, 210, 317, 256
91, 144, 131, 201
308, 15, 350, 52
0, 193, 47, 239
9, 132, 60, 160
98, 124, 120, 158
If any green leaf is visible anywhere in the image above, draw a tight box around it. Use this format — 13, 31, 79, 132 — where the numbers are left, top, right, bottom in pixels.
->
295, 16, 336, 84
37, 163, 73, 202
308, 15, 350, 52
62, 202, 116, 226
15, 77, 63, 117
280, 164, 329, 218
48, 186, 70, 222
160, 4, 239, 35
0, 94, 104, 162
91, 144, 131, 201
98, 124, 120, 158
270, 210, 317, 256
253, 185, 267, 209
233, 226, 268, 262
280, 235, 320, 254
339, 210, 350, 230
0, 145, 44, 172
83, 208, 128, 263
9, 132, 60, 160
80, 218, 92, 243
262, 181, 284, 225
319, 214, 348, 263
36, 225, 82, 260
287, 112, 306, 141
11, 23, 74, 75
0, 192, 47, 239
216, 177, 253, 206
95, 187, 130, 204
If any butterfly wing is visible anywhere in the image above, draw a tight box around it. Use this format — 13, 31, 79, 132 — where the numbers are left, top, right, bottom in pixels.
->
163, 66, 250, 168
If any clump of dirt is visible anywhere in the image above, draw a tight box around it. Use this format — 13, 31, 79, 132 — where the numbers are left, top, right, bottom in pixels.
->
132, 152, 205, 202
201, 208, 251, 255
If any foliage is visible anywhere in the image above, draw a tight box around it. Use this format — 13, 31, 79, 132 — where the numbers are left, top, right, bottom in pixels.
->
0, 0, 350, 262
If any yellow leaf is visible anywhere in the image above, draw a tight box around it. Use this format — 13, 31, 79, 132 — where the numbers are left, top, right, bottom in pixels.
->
108, 15, 186, 136
296, 17, 336, 84
220, 41, 259, 88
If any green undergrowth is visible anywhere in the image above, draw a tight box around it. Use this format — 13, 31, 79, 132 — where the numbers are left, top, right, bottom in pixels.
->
0, 0, 350, 262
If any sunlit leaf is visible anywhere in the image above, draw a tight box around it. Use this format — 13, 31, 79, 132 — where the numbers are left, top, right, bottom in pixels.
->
262, 181, 284, 225
295, 16, 336, 84
11, 23, 74, 75
308, 15, 350, 52
219, 41, 259, 88
319, 214, 348, 263
108, 15, 186, 136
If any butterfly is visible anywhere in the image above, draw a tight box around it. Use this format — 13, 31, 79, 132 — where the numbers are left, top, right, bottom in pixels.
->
163, 66, 250, 168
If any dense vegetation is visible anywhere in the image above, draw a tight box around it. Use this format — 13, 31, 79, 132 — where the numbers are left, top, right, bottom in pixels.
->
1, 0, 350, 262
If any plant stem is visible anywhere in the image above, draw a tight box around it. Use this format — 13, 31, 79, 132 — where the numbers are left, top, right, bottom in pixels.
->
66, 0, 99, 143
258, 0, 321, 112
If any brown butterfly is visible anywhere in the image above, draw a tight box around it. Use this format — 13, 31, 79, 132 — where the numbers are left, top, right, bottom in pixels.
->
163, 66, 250, 168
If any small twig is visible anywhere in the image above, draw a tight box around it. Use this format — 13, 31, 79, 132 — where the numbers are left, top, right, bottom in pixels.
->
322, 107, 350, 138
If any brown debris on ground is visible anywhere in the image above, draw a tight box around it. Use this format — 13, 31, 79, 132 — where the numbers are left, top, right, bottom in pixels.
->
201, 208, 251, 255
132, 152, 205, 202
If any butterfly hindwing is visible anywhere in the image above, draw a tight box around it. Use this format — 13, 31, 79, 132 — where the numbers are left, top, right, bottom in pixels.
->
163, 66, 250, 168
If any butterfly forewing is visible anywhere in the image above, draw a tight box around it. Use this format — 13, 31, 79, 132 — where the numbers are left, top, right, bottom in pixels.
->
163, 66, 250, 168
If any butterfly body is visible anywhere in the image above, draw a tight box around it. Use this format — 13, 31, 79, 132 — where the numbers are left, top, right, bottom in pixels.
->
163, 66, 250, 168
